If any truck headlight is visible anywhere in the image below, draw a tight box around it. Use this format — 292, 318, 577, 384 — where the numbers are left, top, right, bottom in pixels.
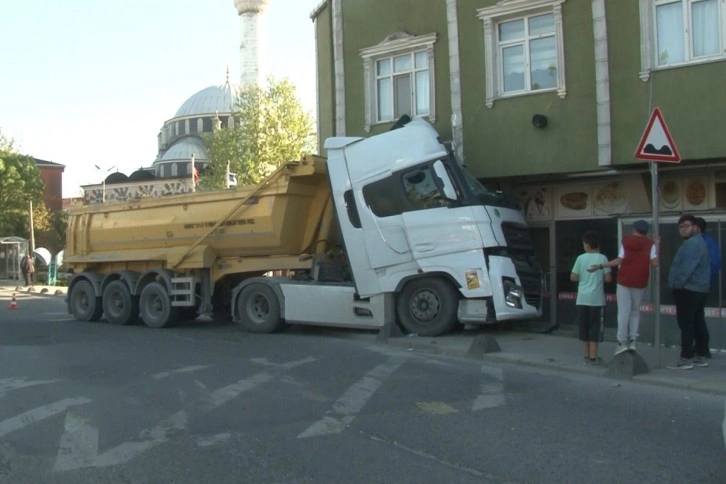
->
503, 278, 523, 309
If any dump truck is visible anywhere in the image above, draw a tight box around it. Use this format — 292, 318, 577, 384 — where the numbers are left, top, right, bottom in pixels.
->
65, 118, 542, 336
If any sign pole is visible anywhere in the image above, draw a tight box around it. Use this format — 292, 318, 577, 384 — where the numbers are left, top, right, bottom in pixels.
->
636, 107, 680, 369
650, 161, 662, 368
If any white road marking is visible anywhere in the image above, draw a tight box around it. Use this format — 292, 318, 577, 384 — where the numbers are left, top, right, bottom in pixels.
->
53, 356, 317, 472
196, 432, 231, 447
0, 398, 91, 437
298, 357, 406, 438
53, 412, 99, 472
151, 365, 211, 380
202, 372, 273, 411
94, 411, 188, 468
472, 365, 505, 411
0, 377, 60, 398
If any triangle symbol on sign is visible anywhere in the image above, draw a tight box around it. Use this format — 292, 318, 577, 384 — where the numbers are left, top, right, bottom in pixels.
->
634, 108, 681, 163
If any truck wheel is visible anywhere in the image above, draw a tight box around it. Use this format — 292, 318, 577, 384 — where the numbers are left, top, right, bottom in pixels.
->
102, 280, 139, 325
396, 278, 459, 336
140, 282, 178, 328
69, 280, 103, 322
237, 283, 284, 333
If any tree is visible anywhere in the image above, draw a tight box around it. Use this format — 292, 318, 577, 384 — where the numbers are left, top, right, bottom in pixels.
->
0, 135, 45, 237
203, 78, 317, 189
35, 207, 68, 254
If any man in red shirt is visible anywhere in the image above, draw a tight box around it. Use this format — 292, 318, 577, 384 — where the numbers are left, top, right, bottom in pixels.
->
589, 220, 658, 355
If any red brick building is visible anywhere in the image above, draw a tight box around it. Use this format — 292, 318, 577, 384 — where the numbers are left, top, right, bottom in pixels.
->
34, 158, 64, 212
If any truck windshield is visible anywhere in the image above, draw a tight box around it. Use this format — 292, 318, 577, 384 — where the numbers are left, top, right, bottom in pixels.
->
456, 164, 521, 210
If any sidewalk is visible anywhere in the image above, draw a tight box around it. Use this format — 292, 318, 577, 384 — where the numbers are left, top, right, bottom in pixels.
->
2, 279, 724, 396
373, 329, 726, 396
0, 279, 66, 297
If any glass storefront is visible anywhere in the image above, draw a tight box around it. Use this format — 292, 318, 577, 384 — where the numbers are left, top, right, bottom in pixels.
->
552, 216, 725, 350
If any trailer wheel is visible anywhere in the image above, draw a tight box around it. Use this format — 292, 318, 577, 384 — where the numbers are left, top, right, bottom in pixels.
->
140, 282, 178, 328
69, 280, 103, 322
102, 280, 139, 325
237, 283, 283, 333
396, 278, 458, 336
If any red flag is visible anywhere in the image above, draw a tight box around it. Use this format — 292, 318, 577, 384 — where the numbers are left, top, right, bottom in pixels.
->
193, 166, 199, 184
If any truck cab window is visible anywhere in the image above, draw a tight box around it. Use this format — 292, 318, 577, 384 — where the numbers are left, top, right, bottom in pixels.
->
403, 168, 448, 210
363, 177, 406, 217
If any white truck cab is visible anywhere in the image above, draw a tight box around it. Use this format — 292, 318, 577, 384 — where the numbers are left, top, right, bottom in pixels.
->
314, 117, 542, 335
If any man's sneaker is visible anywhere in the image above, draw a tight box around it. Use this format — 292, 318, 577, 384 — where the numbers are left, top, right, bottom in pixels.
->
589, 357, 606, 367
668, 359, 694, 370
615, 344, 629, 356
628, 340, 637, 351
692, 357, 709, 367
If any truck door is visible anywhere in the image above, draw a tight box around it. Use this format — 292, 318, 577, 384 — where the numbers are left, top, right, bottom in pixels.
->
357, 175, 414, 270
399, 163, 484, 260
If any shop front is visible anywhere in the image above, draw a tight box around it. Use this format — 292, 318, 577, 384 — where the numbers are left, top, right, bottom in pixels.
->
518, 171, 726, 351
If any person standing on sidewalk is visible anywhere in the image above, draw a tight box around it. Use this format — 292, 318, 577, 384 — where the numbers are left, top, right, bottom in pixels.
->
694, 217, 720, 359
571, 231, 612, 366
668, 214, 710, 370
589, 219, 658, 355
21, 253, 35, 286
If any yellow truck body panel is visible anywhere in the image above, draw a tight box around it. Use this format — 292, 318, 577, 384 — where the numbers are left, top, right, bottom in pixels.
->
65, 156, 332, 276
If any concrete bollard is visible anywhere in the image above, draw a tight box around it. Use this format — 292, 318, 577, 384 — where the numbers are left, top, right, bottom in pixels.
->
606, 351, 649, 379
376, 321, 404, 342
466, 335, 501, 359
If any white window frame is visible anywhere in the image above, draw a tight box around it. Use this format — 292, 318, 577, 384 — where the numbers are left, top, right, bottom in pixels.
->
477, 0, 567, 108
639, 0, 726, 81
360, 32, 437, 132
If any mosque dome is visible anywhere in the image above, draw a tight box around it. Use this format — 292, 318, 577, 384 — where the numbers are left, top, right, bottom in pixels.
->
129, 169, 156, 181
174, 82, 239, 118
159, 137, 209, 162
105, 172, 129, 184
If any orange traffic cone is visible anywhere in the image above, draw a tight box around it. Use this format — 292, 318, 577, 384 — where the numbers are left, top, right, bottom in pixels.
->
8, 293, 18, 310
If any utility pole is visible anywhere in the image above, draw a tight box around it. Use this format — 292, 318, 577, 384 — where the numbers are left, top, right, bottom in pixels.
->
28, 200, 35, 253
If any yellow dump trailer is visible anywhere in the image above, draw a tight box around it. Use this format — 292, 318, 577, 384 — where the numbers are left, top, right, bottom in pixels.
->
66, 156, 334, 277
65, 156, 343, 328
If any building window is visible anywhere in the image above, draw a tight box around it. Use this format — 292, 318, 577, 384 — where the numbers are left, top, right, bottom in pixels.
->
360, 32, 437, 132
640, 0, 725, 80
477, 0, 567, 108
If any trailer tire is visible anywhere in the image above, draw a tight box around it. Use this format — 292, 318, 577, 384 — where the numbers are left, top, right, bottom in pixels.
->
237, 283, 284, 333
396, 278, 458, 336
140, 282, 178, 328
70, 280, 103, 322
103, 280, 139, 325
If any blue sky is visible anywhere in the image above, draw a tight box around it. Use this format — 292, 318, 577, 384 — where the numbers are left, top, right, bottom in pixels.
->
0, 0, 321, 198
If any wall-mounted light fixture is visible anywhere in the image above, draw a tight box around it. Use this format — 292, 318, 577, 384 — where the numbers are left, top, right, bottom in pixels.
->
532, 114, 548, 129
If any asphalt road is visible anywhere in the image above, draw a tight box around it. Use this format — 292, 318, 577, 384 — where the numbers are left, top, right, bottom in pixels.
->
1, 293, 724, 483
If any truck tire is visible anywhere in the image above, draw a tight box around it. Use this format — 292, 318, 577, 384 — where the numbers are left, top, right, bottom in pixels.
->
237, 283, 284, 333
140, 282, 178, 328
102, 280, 139, 325
69, 280, 103, 322
396, 278, 458, 336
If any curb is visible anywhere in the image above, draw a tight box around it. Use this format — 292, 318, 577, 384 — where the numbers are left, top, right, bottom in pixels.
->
381, 335, 726, 397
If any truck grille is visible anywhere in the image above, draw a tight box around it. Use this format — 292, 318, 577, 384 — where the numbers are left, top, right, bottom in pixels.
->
500, 223, 542, 308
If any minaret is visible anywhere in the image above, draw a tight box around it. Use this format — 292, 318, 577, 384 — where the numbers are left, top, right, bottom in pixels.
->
234, 0, 271, 87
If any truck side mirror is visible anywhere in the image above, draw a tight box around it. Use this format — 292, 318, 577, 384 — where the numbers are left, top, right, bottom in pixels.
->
433, 161, 457, 201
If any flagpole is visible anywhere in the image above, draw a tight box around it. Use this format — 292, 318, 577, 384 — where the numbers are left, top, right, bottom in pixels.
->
191, 153, 196, 193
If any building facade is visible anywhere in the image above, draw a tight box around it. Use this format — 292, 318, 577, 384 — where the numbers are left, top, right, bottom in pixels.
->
312, 0, 726, 349
35, 158, 64, 212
